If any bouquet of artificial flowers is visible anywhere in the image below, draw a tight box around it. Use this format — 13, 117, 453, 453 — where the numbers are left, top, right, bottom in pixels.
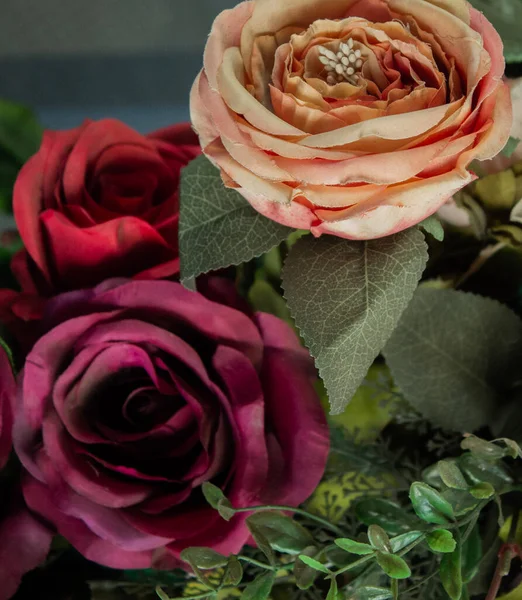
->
0, 0, 522, 599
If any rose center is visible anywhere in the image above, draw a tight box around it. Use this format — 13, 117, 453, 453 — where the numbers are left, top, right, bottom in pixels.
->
316, 38, 364, 86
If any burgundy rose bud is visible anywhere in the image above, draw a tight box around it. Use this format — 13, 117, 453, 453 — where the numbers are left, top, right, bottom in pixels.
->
12, 120, 200, 295
13, 279, 329, 569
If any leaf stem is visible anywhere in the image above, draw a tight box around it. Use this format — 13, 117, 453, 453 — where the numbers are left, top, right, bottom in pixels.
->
485, 511, 520, 600
233, 505, 345, 537
237, 556, 278, 571
332, 553, 375, 576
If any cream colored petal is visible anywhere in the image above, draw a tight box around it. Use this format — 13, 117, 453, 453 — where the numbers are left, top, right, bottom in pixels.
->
511, 198, 522, 224
291, 183, 387, 207
243, 125, 359, 160
218, 47, 304, 136
299, 103, 452, 148
190, 72, 219, 149
204, 1, 254, 91
312, 170, 475, 239
438, 198, 472, 227
240, 0, 361, 73
389, 0, 487, 94
276, 138, 450, 185
204, 140, 293, 204
240, 188, 317, 230
425, 0, 470, 24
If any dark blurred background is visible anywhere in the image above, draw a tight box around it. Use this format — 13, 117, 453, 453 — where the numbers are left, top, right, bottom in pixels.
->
0, 0, 237, 132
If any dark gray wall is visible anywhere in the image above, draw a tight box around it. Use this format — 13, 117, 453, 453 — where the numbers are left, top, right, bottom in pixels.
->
0, 0, 237, 131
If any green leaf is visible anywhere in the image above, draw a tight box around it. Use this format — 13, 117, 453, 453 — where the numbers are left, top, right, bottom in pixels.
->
461, 526, 482, 584
461, 436, 506, 461
0, 99, 42, 163
201, 482, 235, 521
410, 483, 455, 525
180, 547, 228, 570
438, 460, 469, 490
384, 288, 522, 431
440, 548, 462, 600
248, 522, 276, 565
155, 586, 171, 600
334, 538, 375, 556
326, 577, 340, 600
442, 489, 480, 517
248, 279, 293, 323
458, 453, 513, 488
242, 572, 275, 600
389, 531, 424, 553
179, 155, 292, 283
368, 525, 392, 552
426, 530, 457, 553
469, 0, 522, 63
494, 437, 522, 459
222, 556, 243, 586
469, 482, 495, 499
282, 229, 427, 414
420, 215, 444, 241
294, 547, 321, 589
502, 136, 520, 158
355, 498, 417, 535
375, 552, 411, 579
246, 512, 313, 554
296, 554, 330, 574
354, 587, 394, 600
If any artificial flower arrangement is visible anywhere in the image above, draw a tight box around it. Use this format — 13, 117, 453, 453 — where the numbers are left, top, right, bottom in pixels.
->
0, 0, 522, 599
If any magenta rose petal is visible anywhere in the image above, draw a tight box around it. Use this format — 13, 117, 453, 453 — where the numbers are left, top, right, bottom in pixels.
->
0, 498, 52, 600
255, 313, 330, 506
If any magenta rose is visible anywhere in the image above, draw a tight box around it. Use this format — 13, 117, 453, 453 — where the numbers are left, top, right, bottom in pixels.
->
0, 346, 51, 600
14, 279, 329, 569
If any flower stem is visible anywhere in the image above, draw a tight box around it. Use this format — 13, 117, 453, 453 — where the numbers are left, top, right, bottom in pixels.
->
233, 505, 345, 537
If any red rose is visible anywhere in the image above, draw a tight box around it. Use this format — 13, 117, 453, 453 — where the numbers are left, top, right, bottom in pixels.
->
0, 346, 51, 600
14, 279, 329, 569
13, 120, 200, 295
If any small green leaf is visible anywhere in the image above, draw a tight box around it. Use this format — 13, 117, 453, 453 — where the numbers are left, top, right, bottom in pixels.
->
470, 482, 495, 499
438, 460, 469, 490
242, 572, 275, 600
155, 587, 171, 600
354, 587, 394, 600
420, 215, 444, 241
283, 229, 427, 414
461, 526, 482, 584
179, 155, 292, 283
180, 547, 228, 570
440, 548, 462, 600
442, 489, 480, 517
461, 436, 506, 461
248, 522, 276, 565
458, 454, 513, 488
222, 556, 243, 586
494, 437, 522, 459
384, 289, 522, 431
426, 530, 457, 553
355, 498, 417, 535
376, 552, 411, 579
0, 99, 43, 163
502, 136, 520, 158
389, 531, 424, 553
297, 554, 330, 574
326, 577, 340, 600
335, 538, 375, 556
410, 483, 455, 525
368, 525, 392, 552
202, 483, 228, 509
246, 513, 313, 554
294, 547, 320, 589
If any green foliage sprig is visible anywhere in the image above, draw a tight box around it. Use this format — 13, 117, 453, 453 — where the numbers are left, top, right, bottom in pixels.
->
157, 435, 522, 600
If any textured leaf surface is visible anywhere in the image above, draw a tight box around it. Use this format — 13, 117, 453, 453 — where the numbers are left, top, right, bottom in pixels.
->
470, 0, 522, 63
179, 155, 292, 282
420, 216, 444, 241
384, 288, 522, 430
283, 230, 427, 414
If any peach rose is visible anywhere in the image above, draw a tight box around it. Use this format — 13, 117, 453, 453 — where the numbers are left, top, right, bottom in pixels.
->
190, 0, 512, 240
